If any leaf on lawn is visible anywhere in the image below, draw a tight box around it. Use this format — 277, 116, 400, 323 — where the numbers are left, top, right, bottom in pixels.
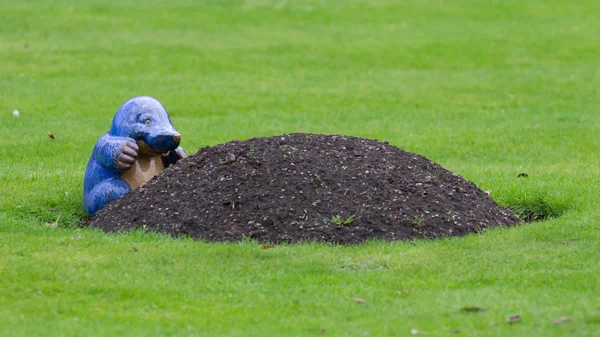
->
45, 215, 60, 228
460, 306, 487, 313
506, 314, 521, 323
48, 132, 58, 141
353, 297, 366, 303
319, 328, 325, 334
410, 328, 427, 335
517, 173, 528, 178
260, 244, 275, 249
554, 316, 571, 325
452, 329, 461, 334
398, 289, 412, 295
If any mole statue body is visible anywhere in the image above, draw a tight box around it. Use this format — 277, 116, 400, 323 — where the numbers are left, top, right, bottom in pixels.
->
83, 96, 186, 214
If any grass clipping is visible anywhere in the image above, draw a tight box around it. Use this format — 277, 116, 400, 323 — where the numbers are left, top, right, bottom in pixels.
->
91, 133, 520, 244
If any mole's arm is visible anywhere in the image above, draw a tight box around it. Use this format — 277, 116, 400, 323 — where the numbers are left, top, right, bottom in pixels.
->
163, 147, 186, 167
94, 134, 136, 172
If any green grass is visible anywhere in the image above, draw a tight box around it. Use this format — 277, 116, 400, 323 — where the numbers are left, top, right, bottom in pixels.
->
1, 0, 600, 336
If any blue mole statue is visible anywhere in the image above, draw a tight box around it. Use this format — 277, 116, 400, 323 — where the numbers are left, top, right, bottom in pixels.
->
83, 96, 186, 214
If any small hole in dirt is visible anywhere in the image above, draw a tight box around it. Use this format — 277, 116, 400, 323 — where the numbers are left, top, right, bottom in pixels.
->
504, 196, 568, 223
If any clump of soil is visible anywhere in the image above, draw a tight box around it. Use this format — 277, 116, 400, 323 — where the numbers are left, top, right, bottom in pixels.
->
91, 133, 521, 244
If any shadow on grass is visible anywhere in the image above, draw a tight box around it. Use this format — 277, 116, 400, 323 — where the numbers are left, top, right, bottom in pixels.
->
504, 195, 569, 223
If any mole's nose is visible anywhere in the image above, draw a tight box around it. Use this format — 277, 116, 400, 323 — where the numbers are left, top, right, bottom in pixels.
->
173, 134, 181, 143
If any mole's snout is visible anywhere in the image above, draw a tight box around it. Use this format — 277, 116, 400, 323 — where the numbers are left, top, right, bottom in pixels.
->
143, 132, 181, 153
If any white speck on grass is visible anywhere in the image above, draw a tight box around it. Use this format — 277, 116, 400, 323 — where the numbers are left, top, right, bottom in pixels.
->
13, 110, 19, 117
411, 329, 428, 335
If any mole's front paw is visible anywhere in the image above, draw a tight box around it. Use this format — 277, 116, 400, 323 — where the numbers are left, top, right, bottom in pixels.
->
117, 141, 139, 171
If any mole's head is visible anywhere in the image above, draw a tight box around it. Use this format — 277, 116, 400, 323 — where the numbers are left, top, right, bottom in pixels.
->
110, 96, 181, 155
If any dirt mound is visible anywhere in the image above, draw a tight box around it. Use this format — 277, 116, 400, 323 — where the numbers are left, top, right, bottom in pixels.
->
90, 133, 520, 244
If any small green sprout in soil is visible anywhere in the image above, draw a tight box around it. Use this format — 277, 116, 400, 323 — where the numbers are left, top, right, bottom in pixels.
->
331, 214, 357, 226
412, 214, 425, 229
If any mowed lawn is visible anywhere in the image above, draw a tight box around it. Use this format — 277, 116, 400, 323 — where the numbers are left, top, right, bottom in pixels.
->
1, 0, 599, 336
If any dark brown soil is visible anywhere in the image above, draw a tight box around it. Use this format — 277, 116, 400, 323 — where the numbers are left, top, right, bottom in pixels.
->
90, 133, 521, 244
